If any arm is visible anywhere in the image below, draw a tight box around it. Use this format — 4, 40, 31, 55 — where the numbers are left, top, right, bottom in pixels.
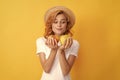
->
38, 37, 58, 73
58, 37, 76, 76
58, 50, 76, 76
38, 48, 57, 73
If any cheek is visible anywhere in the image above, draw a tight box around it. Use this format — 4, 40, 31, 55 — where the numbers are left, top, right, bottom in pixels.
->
52, 25, 56, 32
63, 24, 67, 29
62, 25, 67, 33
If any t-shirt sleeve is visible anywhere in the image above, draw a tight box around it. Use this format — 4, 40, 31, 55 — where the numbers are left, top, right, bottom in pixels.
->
69, 40, 80, 57
36, 38, 46, 55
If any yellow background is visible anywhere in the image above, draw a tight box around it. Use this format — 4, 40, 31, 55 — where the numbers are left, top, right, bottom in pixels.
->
0, 0, 120, 80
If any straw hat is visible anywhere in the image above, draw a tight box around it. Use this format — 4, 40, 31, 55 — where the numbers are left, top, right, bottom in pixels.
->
44, 6, 75, 27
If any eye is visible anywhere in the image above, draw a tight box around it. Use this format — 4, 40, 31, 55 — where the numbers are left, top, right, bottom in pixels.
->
61, 21, 67, 24
54, 21, 58, 24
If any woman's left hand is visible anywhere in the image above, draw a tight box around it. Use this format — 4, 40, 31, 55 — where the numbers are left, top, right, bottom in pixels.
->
59, 37, 73, 51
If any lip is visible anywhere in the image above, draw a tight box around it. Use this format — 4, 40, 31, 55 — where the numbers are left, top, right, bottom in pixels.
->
56, 28, 63, 30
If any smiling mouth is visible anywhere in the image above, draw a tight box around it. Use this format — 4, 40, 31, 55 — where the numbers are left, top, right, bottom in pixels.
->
56, 28, 62, 30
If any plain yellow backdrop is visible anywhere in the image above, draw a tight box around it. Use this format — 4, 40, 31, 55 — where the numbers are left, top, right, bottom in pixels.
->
0, 0, 120, 80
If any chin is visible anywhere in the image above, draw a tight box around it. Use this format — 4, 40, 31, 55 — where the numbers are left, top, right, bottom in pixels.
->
55, 33, 62, 36
55, 32, 62, 35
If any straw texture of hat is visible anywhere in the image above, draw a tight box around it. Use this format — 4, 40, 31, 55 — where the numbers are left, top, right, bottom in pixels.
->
44, 6, 75, 27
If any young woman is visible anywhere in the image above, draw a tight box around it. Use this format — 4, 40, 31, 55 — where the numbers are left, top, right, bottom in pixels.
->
36, 6, 80, 80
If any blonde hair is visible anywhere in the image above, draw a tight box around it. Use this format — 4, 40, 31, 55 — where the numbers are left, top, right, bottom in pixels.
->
44, 10, 73, 38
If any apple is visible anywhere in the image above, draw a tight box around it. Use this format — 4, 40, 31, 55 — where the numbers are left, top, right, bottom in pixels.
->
48, 34, 70, 45
60, 34, 70, 45
48, 35, 60, 42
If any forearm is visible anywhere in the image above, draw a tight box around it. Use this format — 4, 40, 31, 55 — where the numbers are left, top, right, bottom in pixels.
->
43, 49, 57, 73
58, 50, 70, 76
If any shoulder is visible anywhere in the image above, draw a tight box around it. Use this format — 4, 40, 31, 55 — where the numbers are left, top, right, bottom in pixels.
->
71, 39, 80, 49
36, 37, 46, 43
73, 39, 80, 46
67, 39, 80, 57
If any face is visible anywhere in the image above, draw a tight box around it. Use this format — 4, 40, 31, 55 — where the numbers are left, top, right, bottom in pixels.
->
52, 14, 67, 36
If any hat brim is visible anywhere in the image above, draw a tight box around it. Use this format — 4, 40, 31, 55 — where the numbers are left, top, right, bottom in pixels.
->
44, 6, 75, 27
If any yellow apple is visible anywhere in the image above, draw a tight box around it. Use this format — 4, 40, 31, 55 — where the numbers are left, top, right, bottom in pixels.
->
48, 35, 60, 42
60, 34, 70, 45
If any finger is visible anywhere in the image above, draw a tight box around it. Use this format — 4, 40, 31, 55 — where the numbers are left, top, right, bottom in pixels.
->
47, 38, 50, 45
45, 40, 48, 45
68, 37, 73, 48
65, 37, 72, 49
54, 39, 58, 48
66, 38, 70, 48
64, 38, 69, 49
48, 37, 52, 46
49, 38, 52, 45
54, 39, 57, 45
51, 38, 54, 46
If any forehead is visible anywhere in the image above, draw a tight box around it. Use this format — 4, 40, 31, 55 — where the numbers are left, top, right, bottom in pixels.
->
55, 14, 67, 20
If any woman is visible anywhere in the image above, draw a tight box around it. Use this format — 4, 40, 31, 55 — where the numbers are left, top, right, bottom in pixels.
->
36, 6, 80, 80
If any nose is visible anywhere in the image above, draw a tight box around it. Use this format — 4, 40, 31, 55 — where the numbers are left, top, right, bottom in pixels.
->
57, 22, 61, 27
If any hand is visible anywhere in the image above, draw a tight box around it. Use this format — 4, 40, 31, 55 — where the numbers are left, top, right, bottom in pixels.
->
45, 36, 58, 49
59, 37, 73, 51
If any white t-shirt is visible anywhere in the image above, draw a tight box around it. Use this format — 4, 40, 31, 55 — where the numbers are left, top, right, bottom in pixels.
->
36, 37, 80, 80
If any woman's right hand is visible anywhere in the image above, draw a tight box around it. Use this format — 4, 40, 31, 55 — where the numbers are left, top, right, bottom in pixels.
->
45, 36, 58, 49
